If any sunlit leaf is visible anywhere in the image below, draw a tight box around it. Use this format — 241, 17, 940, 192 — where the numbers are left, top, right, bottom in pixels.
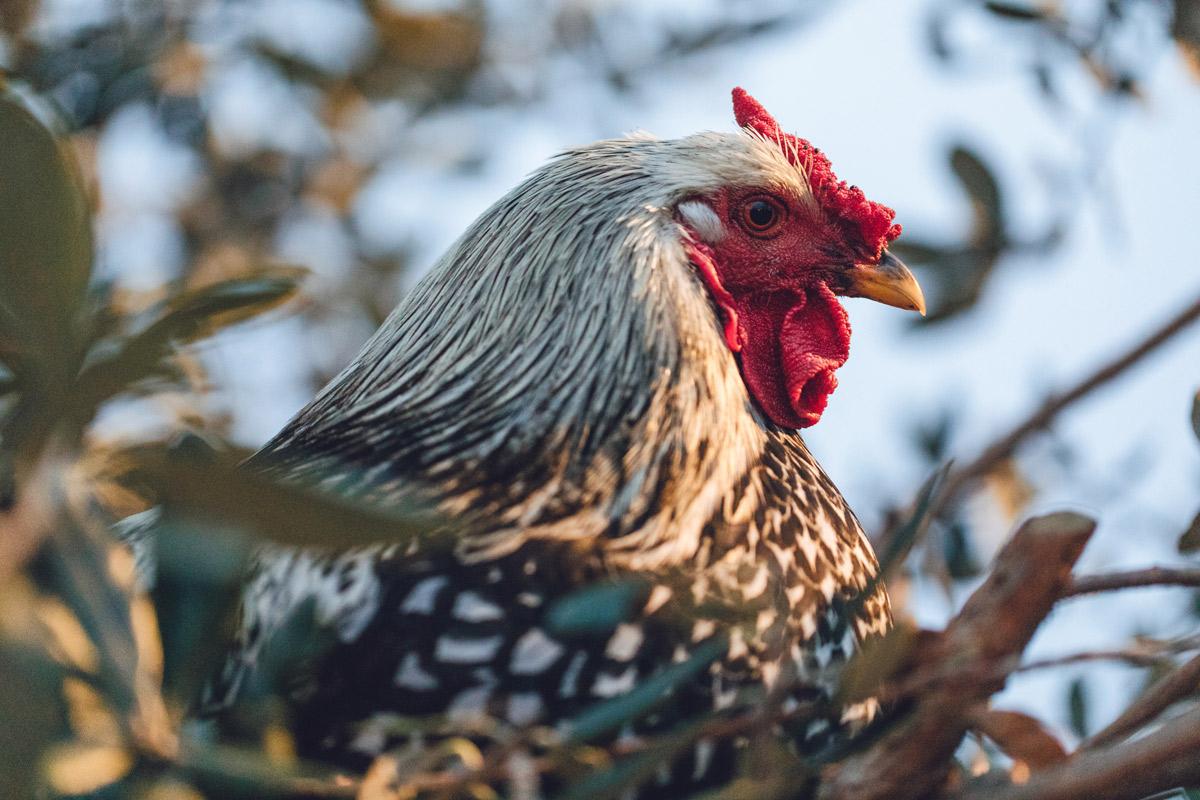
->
42, 742, 133, 796
564, 636, 726, 744
972, 709, 1068, 769
175, 739, 350, 800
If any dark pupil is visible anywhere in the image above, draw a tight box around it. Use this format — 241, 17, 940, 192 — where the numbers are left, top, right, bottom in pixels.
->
747, 200, 775, 228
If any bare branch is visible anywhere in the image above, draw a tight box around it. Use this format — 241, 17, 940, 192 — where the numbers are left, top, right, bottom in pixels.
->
881, 288, 1200, 546
952, 704, 1200, 800
817, 512, 1095, 800
1080, 651, 1200, 750
1064, 567, 1200, 597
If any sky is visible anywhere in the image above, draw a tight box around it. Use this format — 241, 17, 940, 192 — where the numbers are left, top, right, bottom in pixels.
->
80, 0, 1200, 742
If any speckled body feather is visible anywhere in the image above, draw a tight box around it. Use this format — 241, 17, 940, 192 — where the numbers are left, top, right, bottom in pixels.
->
201, 126, 892, 791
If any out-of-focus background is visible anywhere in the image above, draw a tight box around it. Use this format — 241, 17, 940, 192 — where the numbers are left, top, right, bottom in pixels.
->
3, 0, 1199, 769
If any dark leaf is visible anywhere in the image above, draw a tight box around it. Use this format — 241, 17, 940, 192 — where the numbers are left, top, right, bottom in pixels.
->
33, 520, 140, 719
0, 91, 92, 366
912, 407, 957, 463
950, 145, 1005, 239
983, 2, 1046, 22
943, 520, 982, 580
241, 597, 337, 702
889, 239, 957, 267
554, 723, 705, 800
1067, 678, 1089, 738
152, 516, 254, 706
0, 624, 67, 798
1179, 509, 1200, 554
546, 579, 650, 638
565, 636, 726, 744
973, 708, 1068, 769
877, 463, 952, 580
1190, 389, 1200, 444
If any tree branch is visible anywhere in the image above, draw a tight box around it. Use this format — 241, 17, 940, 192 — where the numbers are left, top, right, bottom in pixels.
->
952, 704, 1200, 800
882, 289, 1200, 546
1064, 567, 1200, 597
1080, 651, 1200, 750
818, 512, 1095, 800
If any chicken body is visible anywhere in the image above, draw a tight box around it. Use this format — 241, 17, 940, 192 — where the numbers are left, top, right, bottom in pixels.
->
201, 91, 918, 792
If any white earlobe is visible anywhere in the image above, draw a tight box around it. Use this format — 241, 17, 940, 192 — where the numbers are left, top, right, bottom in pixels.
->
678, 200, 725, 243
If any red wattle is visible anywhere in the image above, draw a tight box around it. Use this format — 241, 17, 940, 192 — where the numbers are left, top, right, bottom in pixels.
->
731, 282, 850, 429
684, 239, 850, 429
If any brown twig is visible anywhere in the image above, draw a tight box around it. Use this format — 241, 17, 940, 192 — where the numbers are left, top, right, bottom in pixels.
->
817, 512, 1095, 800
951, 704, 1200, 800
1064, 566, 1200, 597
881, 289, 1200, 546
1079, 650, 1200, 750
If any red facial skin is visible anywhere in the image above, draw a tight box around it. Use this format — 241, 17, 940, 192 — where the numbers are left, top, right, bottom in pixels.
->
682, 186, 861, 430
683, 88, 903, 430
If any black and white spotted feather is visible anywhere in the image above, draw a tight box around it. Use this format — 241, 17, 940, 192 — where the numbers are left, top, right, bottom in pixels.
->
198, 127, 892, 792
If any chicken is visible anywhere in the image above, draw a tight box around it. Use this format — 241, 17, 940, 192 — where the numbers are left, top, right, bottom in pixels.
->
200, 88, 925, 792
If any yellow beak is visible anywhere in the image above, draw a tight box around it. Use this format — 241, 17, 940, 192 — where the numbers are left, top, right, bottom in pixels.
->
845, 250, 926, 316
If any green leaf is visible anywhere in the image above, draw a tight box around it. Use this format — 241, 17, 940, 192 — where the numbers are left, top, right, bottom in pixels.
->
564, 636, 727, 744
151, 272, 304, 345
0, 91, 92, 366
545, 579, 650, 638
70, 273, 302, 422
837, 621, 920, 705
138, 445, 445, 551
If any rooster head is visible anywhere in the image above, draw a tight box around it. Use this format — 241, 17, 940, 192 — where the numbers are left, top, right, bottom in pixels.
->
677, 88, 925, 429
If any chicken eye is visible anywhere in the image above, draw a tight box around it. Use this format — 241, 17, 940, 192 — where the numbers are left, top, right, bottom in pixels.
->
739, 196, 786, 236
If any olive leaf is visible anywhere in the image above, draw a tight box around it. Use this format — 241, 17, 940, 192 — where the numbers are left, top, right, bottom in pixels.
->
0, 91, 93, 367
70, 272, 303, 424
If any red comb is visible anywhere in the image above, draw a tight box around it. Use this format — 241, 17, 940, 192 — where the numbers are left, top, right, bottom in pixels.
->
732, 88, 900, 260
